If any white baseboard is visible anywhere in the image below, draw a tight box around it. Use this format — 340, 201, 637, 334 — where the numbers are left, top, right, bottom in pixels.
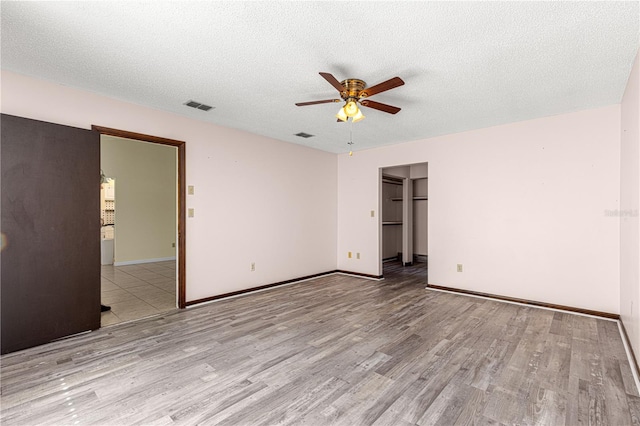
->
114, 257, 176, 266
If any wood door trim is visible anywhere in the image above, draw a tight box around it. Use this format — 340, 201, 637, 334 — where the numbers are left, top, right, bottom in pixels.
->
185, 271, 339, 307
92, 125, 187, 309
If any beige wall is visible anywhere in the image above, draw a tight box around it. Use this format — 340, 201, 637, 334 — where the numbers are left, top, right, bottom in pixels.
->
101, 135, 177, 264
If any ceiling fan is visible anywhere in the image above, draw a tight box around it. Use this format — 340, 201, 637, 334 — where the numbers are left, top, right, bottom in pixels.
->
296, 72, 405, 122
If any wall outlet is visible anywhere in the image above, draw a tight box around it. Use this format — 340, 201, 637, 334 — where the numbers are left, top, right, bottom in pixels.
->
250, 262, 255, 272
457, 264, 463, 272
356, 253, 360, 259
370, 210, 375, 217
171, 242, 175, 248
348, 252, 352, 258
188, 208, 194, 218
188, 185, 194, 195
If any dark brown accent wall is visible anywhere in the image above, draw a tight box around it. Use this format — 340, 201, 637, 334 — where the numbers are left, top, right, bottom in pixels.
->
1, 114, 101, 354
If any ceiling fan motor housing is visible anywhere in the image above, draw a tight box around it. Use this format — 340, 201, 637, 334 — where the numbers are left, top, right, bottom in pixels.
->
340, 79, 367, 99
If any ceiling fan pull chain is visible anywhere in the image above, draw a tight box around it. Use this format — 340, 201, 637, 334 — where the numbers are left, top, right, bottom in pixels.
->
348, 120, 354, 156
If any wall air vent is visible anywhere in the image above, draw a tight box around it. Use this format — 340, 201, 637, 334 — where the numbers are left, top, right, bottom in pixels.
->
295, 132, 315, 138
184, 100, 214, 111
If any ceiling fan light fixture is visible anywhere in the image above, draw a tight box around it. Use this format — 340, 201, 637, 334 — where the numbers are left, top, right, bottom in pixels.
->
352, 109, 365, 123
336, 107, 348, 122
344, 100, 359, 117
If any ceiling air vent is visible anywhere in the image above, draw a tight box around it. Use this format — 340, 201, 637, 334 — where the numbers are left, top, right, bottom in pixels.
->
184, 100, 214, 111
295, 132, 315, 138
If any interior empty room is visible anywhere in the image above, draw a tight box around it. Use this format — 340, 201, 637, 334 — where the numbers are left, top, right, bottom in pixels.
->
1, 2, 639, 425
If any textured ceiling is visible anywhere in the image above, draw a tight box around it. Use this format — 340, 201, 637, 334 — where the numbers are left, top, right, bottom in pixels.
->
1, 1, 639, 153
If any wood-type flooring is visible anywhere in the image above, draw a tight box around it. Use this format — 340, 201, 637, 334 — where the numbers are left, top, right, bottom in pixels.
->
1, 262, 639, 425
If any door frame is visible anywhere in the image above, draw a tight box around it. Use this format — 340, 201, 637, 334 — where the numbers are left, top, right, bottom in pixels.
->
379, 163, 428, 275
92, 125, 187, 309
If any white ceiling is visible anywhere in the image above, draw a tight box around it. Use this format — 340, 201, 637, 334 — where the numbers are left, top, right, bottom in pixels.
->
1, 1, 638, 153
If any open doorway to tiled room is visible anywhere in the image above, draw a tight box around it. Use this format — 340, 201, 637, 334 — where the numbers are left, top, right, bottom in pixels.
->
100, 261, 176, 326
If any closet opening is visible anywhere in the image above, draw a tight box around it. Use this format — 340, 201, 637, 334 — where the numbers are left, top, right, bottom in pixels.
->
380, 163, 428, 279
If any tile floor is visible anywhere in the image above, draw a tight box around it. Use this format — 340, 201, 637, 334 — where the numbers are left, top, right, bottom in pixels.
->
100, 260, 177, 327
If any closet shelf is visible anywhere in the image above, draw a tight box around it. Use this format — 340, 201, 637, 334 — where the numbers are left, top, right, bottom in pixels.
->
391, 197, 428, 201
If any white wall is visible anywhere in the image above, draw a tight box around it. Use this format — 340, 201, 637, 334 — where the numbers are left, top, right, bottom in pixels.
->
621, 51, 640, 354
338, 106, 621, 314
101, 135, 177, 264
1, 70, 338, 302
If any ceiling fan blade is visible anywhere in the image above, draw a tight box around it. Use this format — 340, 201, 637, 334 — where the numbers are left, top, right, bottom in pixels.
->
319, 72, 346, 93
361, 77, 405, 98
295, 99, 340, 106
360, 99, 401, 114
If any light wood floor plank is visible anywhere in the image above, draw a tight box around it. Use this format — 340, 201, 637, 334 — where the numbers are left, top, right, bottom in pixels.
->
1, 262, 638, 425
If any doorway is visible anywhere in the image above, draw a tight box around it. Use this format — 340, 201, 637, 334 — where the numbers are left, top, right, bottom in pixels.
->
92, 125, 186, 320
98, 135, 177, 325
380, 163, 428, 278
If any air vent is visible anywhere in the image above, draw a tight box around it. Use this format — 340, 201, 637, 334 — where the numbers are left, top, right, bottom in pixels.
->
295, 132, 315, 138
184, 100, 214, 111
